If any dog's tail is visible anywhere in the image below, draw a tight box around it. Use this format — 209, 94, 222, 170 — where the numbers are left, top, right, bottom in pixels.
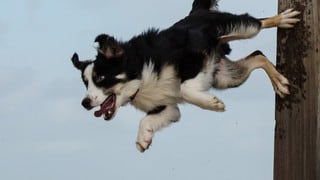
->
189, 0, 219, 14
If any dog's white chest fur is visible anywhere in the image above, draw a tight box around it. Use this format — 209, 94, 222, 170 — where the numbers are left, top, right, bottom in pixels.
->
131, 63, 182, 112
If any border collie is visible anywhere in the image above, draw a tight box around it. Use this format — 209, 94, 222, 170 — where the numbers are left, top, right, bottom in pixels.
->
71, 0, 300, 152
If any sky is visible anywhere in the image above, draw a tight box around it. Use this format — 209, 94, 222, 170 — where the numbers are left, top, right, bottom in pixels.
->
0, 0, 279, 179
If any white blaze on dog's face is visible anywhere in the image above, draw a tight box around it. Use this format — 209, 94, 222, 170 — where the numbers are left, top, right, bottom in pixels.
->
72, 34, 142, 120
82, 64, 109, 107
71, 52, 134, 121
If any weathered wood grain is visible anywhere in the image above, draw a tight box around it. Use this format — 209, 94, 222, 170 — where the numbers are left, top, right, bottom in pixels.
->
274, 0, 320, 180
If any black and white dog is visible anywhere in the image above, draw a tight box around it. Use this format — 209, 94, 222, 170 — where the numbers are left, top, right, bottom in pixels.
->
71, 0, 300, 152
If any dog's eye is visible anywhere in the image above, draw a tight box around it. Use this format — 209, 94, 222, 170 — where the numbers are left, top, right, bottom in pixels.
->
96, 75, 106, 83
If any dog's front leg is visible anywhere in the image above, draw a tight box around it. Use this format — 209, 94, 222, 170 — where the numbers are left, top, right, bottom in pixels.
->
181, 88, 225, 112
180, 71, 225, 112
136, 105, 180, 153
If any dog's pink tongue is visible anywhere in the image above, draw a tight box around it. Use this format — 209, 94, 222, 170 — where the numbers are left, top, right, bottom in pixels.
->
94, 94, 115, 117
94, 107, 105, 117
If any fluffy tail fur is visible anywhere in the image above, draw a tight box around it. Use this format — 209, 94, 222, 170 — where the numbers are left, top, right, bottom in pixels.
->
190, 0, 219, 14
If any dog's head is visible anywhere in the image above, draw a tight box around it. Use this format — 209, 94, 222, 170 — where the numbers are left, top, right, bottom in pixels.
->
71, 34, 140, 120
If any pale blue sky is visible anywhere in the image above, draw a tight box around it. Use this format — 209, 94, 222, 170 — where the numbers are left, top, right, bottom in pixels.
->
0, 0, 279, 179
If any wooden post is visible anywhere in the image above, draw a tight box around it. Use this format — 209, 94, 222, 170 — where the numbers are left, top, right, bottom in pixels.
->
274, 0, 320, 180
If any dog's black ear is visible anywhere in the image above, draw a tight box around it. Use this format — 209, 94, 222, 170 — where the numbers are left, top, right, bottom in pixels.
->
71, 53, 87, 71
95, 34, 124, 58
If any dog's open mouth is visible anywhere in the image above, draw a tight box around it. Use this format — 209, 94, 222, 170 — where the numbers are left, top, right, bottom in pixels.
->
94, 94, 116, 120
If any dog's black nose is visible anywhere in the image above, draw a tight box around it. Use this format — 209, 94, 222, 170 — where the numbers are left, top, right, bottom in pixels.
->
81, 98, 93, 110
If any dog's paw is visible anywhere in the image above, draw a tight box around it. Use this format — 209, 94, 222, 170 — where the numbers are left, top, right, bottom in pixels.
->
208, 96, 225, 112
136, 128, 153, 153
278, 8, 301, 28
271, 73, 290, 98
136, 140, 152, 153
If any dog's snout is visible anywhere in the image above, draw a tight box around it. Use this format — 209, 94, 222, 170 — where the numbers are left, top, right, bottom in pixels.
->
82, 98, 93, 110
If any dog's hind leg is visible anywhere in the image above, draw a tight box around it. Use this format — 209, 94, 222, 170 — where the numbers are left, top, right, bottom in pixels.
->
260, 9, 300, 29
218, 14, 262, 43
212, 51, 290, 98
136, 105, 180, 153
219, 9, 300, 43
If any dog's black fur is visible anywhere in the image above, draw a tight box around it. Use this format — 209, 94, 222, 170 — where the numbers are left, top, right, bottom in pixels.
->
72, 0, 298, 152
91, 0, 261, 86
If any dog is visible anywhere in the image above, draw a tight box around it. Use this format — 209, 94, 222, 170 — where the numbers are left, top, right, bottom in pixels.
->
71, 0, 300, 152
